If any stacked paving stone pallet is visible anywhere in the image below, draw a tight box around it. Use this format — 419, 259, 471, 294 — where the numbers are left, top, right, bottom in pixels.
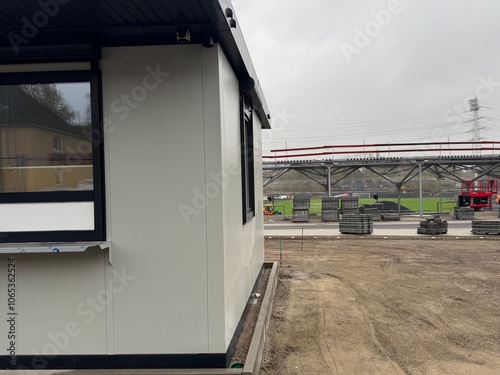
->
381, 213, 401, 221
321, 197, 340, 222
292, 197, 310, 222
454, 207, 475, 220
417, 216, 448, 235
340, 197, 359, 215
360, 203, 383, 221
471, 220, 500, 235
339, 213, 373, 234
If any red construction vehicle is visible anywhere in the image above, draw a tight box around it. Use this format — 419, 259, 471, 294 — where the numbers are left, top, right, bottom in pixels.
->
458, 179, 498, 210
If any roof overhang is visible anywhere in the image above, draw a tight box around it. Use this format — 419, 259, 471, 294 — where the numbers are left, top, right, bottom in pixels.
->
0, 0, 271, 128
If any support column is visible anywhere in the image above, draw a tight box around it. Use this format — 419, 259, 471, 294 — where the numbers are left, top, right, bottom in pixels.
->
419, 163, 423, 217
327, 165, 331, 197
397, 187, 401, 215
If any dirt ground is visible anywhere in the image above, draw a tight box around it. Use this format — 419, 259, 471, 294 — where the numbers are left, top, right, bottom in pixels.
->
260, 238, 500, 375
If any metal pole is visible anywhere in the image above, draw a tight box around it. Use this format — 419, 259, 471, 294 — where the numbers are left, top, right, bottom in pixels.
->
280, 236, 282, 266
327, 165, 331, 197
419, 163, 423, 217
397, 188, 401, 215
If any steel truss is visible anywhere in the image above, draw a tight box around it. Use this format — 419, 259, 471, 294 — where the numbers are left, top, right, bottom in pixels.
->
263, 155, 500, 213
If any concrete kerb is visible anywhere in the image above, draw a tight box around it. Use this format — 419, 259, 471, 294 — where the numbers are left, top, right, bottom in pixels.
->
242, 262, 279, 375
265, 235, 499, 241
0, 370, 242, 375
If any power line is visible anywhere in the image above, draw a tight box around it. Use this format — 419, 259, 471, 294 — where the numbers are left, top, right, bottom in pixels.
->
265, 119, 474, 138
272, 111, 466, 130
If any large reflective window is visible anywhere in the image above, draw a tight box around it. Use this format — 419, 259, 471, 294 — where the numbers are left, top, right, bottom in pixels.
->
0, 82, 93, 192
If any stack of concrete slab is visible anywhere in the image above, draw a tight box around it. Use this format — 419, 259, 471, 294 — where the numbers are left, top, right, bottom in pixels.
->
417, 216, 448, 235
360, 203, 383, 221
471, 220, 500, 235
339, 213, 373, 234
321, 197, 340, 222
381, 213, 401, 221
340, 197, 359, 215
454, 207, 475, 220
321, 210, 339, 222
362, 208, 381, 221
292, 197, 310, 223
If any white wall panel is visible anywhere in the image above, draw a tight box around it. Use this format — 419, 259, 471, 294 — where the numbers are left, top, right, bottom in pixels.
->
201, 47, 226, 353
0, 202, 94, 232
102, 45, 210, 354
0, 249, 107, 356
218, 48, 265, 350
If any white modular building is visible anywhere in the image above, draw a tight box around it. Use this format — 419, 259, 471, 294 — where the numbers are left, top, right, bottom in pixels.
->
0, 0, 270, 370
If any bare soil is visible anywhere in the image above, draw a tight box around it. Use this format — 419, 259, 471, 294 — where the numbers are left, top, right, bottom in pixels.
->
261, 238, 500, 375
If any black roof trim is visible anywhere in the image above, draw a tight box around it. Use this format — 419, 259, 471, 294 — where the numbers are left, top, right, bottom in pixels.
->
201, 0, 270, 129
0, 0, 271, 128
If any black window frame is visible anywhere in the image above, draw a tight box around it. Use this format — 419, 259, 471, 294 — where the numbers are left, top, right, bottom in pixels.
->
0, 60, 105, 243
240, 95, 255, 225
52, 136, 63, 154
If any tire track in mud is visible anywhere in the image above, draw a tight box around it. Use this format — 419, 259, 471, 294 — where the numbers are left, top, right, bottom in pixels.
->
310, 258, 340, 374
355, 296, 406, 375
312, 279, 340, 375
280, 269, 406, 375
323, 274, 406, 375
263, 240, 500, 375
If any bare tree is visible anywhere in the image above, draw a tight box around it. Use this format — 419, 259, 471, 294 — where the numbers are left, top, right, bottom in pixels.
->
20, 84, 77, 124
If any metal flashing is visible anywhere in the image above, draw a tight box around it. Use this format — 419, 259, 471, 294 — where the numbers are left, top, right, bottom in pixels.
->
0, 241, 110, 254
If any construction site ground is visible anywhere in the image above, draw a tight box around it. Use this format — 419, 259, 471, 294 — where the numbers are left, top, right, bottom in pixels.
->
260, 237, 500, 375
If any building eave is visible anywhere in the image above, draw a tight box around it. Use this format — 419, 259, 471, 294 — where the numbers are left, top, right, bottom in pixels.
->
0, 0, 271, 128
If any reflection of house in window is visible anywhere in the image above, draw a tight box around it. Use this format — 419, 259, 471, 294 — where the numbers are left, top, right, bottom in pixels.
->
55, 167, 64, 186
0, 85, 93, 192
52, 136, 63, 154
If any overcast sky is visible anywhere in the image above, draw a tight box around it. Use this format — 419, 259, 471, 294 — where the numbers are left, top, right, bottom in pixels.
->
232, 0, 500, 156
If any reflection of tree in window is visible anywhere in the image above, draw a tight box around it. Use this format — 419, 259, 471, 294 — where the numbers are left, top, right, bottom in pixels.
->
20, 84, 78, 125
0, 83, 93, 192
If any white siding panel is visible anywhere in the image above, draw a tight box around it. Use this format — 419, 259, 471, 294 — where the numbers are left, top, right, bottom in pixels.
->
102, 45, 210, 354
0, 248, 107, 356
202, 47, 226, 353
0, 202, 94, 232
218, 49, 265, 350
